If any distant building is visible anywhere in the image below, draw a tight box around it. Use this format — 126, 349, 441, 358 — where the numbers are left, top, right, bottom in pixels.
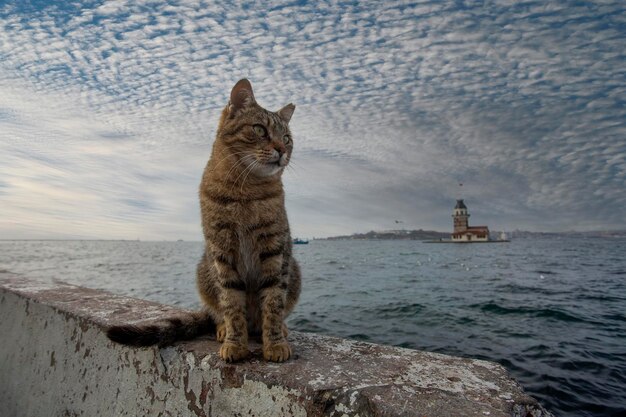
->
451, 200, 490, 242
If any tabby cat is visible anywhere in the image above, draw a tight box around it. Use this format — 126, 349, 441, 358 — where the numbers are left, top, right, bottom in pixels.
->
107, 79, 301, 362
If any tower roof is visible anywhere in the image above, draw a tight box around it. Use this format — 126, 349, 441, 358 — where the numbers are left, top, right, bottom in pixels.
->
455, 199, 467, 209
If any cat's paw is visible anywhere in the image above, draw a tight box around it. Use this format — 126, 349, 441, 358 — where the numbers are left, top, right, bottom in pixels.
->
263, 340, 292, 362
216, 323, 226, 343
219, 342, 250, 362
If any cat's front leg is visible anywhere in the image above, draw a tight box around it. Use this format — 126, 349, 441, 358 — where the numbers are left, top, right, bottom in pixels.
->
213, 247, 250, 362
219, 287, 250, 362
259, 255, 291, 362
260, 285, 291, 362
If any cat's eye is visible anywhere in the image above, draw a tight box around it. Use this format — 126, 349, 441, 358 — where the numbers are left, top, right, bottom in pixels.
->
253, 125, 267, 137
283, 135, 290, 144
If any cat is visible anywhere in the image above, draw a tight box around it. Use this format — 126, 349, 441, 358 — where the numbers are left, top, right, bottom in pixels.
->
107, 79, 301, 363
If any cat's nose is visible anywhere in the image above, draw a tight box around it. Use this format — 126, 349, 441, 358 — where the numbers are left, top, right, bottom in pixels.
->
273, 141, 286, 155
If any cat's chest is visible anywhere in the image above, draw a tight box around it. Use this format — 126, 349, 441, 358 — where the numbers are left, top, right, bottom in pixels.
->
236, 230, 261, 282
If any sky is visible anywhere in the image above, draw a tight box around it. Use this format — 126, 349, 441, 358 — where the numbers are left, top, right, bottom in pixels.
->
0, 0, 624, 240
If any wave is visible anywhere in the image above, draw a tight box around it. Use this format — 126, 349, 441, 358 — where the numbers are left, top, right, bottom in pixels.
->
496, 283, 560, 295
603, 313, 626, 322
373, 302, 425, 318
576, 293, 626, 303
534, 269, 557, 275
472, 301, 586, 323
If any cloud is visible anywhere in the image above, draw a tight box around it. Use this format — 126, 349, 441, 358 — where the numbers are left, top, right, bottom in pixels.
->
0, 0, 624, 239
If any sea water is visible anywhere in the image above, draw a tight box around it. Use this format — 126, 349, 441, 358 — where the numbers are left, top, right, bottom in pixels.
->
1, 237, 625, 417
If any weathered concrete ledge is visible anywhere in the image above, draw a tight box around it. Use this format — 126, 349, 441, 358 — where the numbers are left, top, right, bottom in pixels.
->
0, 272, 552, 417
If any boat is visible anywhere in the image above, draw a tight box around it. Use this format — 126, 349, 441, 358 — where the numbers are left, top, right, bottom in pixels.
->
293, 238, 309, 245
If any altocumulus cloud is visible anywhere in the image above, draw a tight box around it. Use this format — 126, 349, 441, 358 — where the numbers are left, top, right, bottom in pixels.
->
0, 0, 624, 239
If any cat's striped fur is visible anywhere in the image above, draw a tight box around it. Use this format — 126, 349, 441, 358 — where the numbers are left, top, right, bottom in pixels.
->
107, 79, 301, 362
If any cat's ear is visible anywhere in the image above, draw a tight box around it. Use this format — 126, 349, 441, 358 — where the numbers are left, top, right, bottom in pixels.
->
229, 79, 256, 117
277, 103, 295, 124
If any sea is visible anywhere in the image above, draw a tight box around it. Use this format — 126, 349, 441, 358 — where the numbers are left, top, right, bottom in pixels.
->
1, 237, 625, 417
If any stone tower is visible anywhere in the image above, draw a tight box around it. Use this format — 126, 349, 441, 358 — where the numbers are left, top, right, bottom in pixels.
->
452, 199, 469, 233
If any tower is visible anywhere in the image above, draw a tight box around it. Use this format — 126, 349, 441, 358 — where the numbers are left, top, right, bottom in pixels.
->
452, 199, 469, 233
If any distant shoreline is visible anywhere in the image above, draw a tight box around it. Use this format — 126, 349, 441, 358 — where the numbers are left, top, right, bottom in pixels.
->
320, 229, 626, 241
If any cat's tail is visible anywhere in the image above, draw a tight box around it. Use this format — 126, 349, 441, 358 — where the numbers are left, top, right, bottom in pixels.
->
106, 309, 215, 347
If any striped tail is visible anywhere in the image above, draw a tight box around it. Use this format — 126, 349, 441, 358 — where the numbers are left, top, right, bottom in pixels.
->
106, 310, 215, 347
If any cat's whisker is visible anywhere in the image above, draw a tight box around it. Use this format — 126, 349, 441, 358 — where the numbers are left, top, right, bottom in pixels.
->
282, 160, 299, 176
286, 160, 306, 172
223, 158, 248, 183
239, 160, 261, 193
232, 156, 258, 188
285, 165, 299, 177
239, 159, 260, 189
212, 145, 242, 162
211, 150, 251, 172
224, 154, 255, 183
218, 154, 252, 180
214, 150, 249, 164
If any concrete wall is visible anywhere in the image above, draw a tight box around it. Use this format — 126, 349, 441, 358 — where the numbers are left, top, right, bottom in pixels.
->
0, 272, 553, 417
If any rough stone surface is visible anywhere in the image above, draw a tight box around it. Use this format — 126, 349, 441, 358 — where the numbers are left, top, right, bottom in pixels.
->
0, 273, 554, 417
